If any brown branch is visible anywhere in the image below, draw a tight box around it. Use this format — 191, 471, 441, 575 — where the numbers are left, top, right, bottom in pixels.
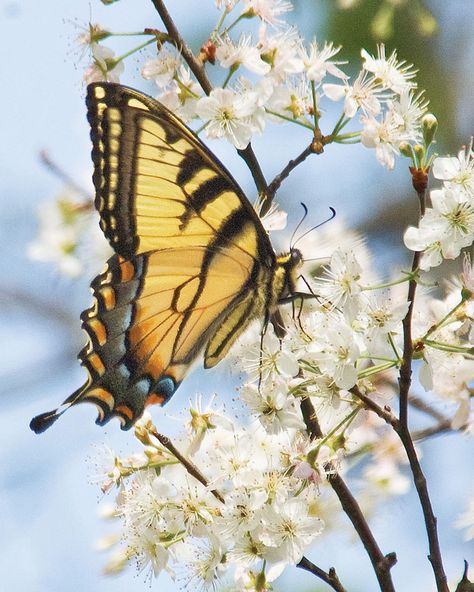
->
263, 144, 314, 215
151, 430, 225, 503
149, 0, 269, 197
300, 398, 397, 592
297, 556, 347, 592
396, 171, 449, 592
350, 386, 399, 428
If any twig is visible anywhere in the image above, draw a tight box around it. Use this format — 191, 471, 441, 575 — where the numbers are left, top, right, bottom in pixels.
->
151, 429, 225, 503
350, 386, 399, 428
149, 0, 269, 199
39, 150, 93, 201
266, 144, 314, 203
300, 398, 397, 592
396, 170, 449, 592
297, 556, 347, 592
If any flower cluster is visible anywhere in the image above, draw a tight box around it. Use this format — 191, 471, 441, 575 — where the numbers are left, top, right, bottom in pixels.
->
78, 1, 426, 168
98, 411, 325, 588
404, 141, 474, 270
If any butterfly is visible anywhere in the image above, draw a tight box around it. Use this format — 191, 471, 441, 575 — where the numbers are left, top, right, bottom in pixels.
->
30, 82, 302, 433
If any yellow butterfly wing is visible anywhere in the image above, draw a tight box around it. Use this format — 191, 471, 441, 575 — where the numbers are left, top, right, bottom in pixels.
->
30, 83, 278, 432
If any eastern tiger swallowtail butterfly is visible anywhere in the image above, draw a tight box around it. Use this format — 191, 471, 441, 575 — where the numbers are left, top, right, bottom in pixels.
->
30, 82, 302, 433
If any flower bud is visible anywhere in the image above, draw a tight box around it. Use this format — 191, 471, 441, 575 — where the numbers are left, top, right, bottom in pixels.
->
422, 113, 438, 147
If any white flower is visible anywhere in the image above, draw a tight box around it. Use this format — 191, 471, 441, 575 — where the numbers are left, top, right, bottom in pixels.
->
300, 40, 347, 83
265, 78, 311, 120
323, 70, 383, 118
360, 90, 426, 170
361, 44, 417, 93
216, 34, 271, 75
315, 246, 365, 314
240, 380, 305, 433
216, 490, 267, 540
242, 0, 293, 26
258, 27, 304, 82
84, 44, 124, 84
404, 186, 474, 269
157, 65, 201, 122
432, 140, 474, 195
141, 48, 180, 87
196, 87, 256, 149
256, 499, 323, 566
179, 536, 226, 590
356, 294, 409, 358
307, 314, 360, 389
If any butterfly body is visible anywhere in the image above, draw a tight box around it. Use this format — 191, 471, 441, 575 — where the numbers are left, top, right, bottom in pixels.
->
30, 83, 302, 433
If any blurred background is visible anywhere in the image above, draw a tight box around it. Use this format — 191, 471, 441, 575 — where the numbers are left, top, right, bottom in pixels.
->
1, 0, 473, 590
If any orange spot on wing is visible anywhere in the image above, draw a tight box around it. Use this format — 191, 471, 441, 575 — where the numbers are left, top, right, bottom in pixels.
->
100, 286, 116, 310
145, 393, 166, 407
88, 352, 106, 376
88, 318, 107, 346
120, 260, 135, 282
87, 387, 114, 410
115, 404, 134, 421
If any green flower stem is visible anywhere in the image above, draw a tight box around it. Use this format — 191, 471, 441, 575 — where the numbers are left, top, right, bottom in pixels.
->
423, 339, 474, 356
388, 332, 403, 364
114, 37, 157, 64
358, 361, 398, 378
311, 408, 359, 455
361, 271, 417, 291
422, 298, 466, 340
310, 80, 320, 130
264, 109, 314, 129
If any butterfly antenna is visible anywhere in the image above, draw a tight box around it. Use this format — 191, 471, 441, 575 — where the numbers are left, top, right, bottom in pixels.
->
290, 203, 309, 250
292, 207, 336, 250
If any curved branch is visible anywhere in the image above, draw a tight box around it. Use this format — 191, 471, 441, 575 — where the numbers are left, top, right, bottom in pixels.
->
297, 556, 347, 592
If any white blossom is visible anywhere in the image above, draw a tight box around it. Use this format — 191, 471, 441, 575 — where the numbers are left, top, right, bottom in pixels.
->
141, 48, 180, 87
361, 44, 417, 93
216, 34, 271, 75
300, 40, 347, 83
196, 87, 257, 149
404, 186, 474, 269
84, 44, 124, 84
432, 140, 474, 195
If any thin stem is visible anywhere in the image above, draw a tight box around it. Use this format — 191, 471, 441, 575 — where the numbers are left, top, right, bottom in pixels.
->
264, 109, 314, 129
151, 430, 225, 504
266, 144, 314, 198
422, 298, 466, 340
114, 37, 156, 63
350, 386, 399, 428
310, 80, 320, 130
396, 170, 449, 592
300, 397, 397, 592
423, 339, 474, 356
297, 556, 347, 592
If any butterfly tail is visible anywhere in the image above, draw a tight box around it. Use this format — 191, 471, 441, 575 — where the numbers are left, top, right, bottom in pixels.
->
29, 385, 87, 434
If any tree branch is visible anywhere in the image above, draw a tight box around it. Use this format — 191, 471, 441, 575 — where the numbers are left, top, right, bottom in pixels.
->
151, 429, 225, 503
300, 398, 397, 592
396, 170, 449, 592
297, 556, 347, 592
